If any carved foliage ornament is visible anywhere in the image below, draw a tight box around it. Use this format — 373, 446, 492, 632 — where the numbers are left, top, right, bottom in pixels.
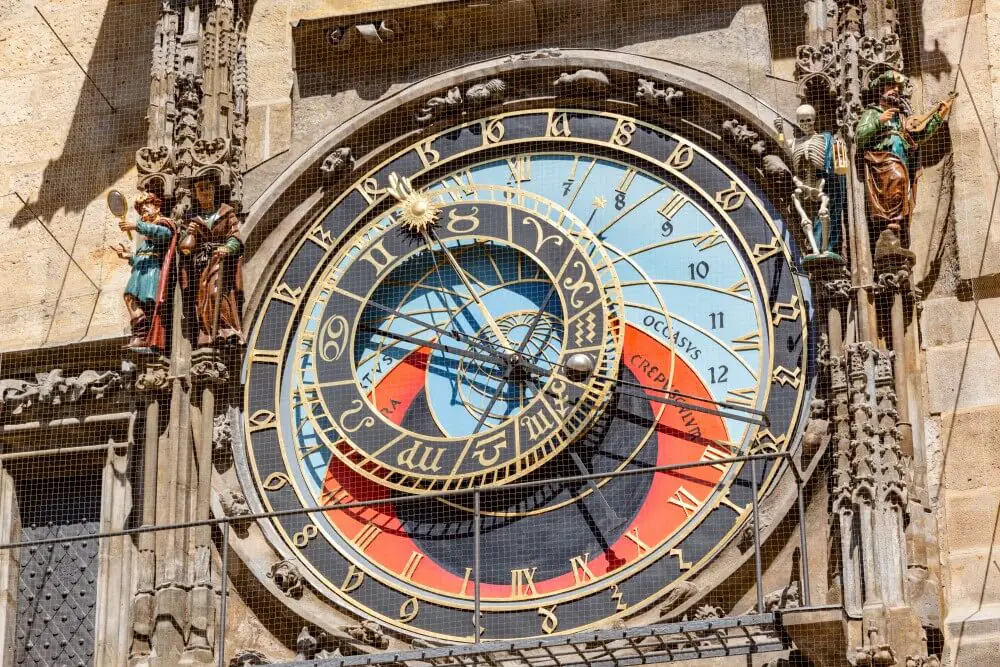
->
268, 559, 304, 599
0, 369, 126, 418
416, 79, 506, 123
636, 78, 684, 106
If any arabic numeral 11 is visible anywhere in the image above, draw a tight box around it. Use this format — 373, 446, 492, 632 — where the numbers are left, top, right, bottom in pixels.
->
688, 261, 709, 280
709, 312, 724, 329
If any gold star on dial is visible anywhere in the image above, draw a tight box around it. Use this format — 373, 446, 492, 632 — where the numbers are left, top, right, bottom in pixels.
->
592, 195, 607, 209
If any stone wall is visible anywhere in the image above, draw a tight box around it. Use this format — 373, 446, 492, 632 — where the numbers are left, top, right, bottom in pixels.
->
911, 0, 1000, 663
0, 0, 158, 352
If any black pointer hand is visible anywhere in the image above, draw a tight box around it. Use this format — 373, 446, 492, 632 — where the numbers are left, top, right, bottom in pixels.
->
363, 300, 511, 361
470, 281, 562, 434
359, 324, 509, 370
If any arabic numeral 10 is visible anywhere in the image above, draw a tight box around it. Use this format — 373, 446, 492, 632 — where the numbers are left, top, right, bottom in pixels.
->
688, 261, 709, 280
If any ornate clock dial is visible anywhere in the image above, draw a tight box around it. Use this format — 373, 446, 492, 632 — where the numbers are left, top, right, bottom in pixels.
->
244, 108, 810, 642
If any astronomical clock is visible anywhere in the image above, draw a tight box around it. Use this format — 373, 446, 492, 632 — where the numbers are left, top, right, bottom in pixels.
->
240, 65, 811, 644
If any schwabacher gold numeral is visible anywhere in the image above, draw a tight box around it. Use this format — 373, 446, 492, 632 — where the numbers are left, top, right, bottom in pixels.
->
538, 605, 559, 634
400, 597, 420, 622
546, 112, 572, 137
666, 142, 694, 170
610, 119, 637, 147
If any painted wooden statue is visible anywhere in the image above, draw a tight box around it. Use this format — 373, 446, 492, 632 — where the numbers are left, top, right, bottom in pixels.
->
856, 70, 955, 254
111, 191, 177, 351
181, 174, 246, 347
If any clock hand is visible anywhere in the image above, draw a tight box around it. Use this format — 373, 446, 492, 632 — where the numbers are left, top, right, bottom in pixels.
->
358, 324, 509, 370
363, 299, 508, 361
424, 231, 515, 350
471, 279, 563, 433
519, 372, 626, 531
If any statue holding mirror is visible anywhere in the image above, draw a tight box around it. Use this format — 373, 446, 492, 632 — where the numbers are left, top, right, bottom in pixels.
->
108, 190, 178, 351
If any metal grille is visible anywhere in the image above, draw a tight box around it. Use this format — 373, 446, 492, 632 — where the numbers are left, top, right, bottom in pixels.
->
12, 471, 102, 667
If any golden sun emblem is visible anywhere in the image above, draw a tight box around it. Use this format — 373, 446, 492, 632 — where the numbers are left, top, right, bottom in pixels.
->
387, 172, 441, 233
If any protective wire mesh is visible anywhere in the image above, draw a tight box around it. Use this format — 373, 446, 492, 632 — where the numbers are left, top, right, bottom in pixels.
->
0, 0, 986, 666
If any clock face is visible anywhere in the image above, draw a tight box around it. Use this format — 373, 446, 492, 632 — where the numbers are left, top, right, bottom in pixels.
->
243, 108, 810, 642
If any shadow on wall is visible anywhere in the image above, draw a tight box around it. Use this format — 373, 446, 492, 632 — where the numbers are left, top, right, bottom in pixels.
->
292, 0, 759, 101
9, 2, 157, 228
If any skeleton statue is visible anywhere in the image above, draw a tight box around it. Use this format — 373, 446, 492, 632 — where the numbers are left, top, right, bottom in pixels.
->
774, 104, 847, 261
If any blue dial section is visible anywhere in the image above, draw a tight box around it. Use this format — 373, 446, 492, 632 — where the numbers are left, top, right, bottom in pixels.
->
428, 154, 766, 445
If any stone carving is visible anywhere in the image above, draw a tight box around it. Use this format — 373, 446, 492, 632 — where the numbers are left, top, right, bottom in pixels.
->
507, 47, 563, 61
136, 145, 171, 174
341, 620, 390, 650
416, 87, 463, 123
855, 70, 955, 260
795, 42, 840, 97
230, 650, 271, 666
321, 147, 355, 181
775, 105, 847, 261
859, 35, 904, 83
553, 69, 610, 90
850, 622, 897, 666
135, 361, 170, 393
192, 137, 230, 167
721, 118, 767, 157
0, 368, 125, 417
637, 78, 684, 106
180, 172, 246, 347
465, 78, 507, 104
190, 355, 229, 385
268, 559, 304, 599
416, 80, 506, 123
213, 412, 234, 468
749, 580, 801, 613
218, 488, 251, 519
657, 581, 700, 618
110, 191, 178, 351
904, 656, 941, 667
690, 604, 724, 621
326, 20, 401, 51
295, 626, 332, 660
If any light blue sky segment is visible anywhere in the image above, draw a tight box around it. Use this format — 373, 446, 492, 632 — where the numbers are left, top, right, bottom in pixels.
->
355, 243, 565, 437
450, 153, 767, 443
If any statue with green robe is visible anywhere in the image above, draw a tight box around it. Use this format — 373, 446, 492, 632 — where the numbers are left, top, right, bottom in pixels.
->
855, 70, 955, 253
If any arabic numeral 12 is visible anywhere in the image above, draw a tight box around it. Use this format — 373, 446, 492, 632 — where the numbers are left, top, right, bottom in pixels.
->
688, 262, 710, 280
709, 365, 729, 384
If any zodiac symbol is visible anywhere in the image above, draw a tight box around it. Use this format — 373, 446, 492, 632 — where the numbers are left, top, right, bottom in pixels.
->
445, 207, 480, 233
562, 260, 595, 308
521, 216, 564, 254
262, 472, 290, 491
318, 314, 348, 362
339, 399, 376, 433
